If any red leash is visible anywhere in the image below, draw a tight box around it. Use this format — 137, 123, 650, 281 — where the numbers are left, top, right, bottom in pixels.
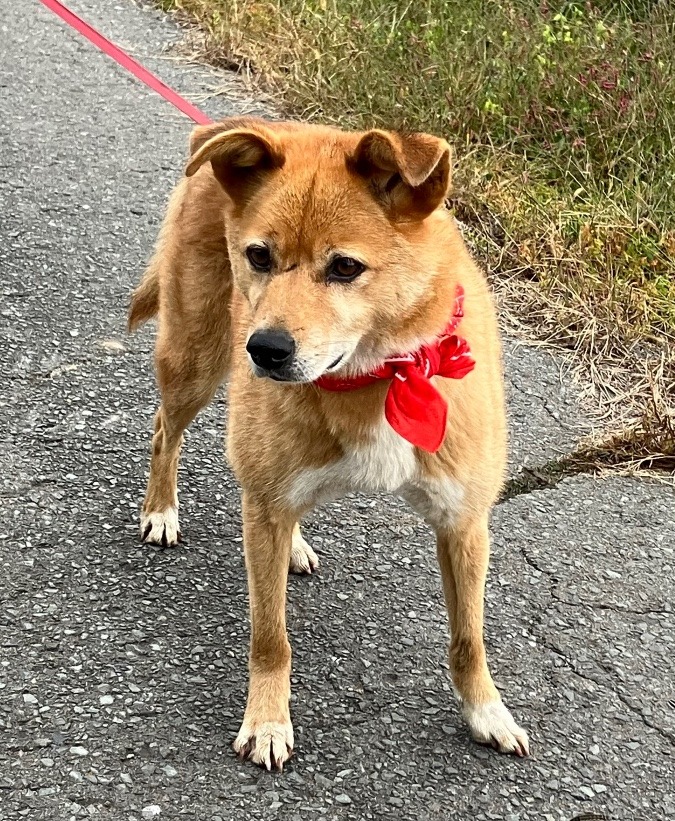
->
38, 0, 213, 125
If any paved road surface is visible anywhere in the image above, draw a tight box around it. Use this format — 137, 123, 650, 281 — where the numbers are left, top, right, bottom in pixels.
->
1, 1, 673, 819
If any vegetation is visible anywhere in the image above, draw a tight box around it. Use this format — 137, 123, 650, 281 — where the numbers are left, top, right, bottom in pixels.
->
158, 0, 674, 468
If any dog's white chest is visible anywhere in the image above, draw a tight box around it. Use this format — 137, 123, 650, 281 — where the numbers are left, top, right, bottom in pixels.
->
287, 422, 417, 509
286, 422, 465, 530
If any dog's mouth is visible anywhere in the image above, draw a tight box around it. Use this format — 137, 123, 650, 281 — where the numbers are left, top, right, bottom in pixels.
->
254, 365, 314, 384
326, 354, 344, 372
251, 353, 346, 384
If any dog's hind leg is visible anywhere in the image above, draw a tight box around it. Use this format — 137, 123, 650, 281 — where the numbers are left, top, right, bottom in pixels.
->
436, 515, 529, 757
289, 523, 319, 575
140, 326, 230, 546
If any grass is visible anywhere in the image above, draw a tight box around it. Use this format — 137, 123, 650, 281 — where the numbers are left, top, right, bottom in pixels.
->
157, 0, 674, 469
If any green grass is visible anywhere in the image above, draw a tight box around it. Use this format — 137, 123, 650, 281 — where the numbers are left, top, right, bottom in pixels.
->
160, 0, 674, 462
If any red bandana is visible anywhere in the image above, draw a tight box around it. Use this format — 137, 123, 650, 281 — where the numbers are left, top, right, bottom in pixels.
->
315, 285, 475, 453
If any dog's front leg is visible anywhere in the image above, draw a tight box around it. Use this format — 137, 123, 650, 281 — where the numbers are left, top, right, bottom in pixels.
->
436, 515, 529, 757
233, 494, 295, 771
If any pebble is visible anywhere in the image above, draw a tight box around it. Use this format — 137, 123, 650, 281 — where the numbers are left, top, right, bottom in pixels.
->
142, 806, 161, 819
99, 338, 125, 352
335, 794, 351, 805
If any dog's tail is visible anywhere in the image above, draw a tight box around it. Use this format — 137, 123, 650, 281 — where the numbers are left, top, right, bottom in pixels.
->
127, 260, 160, 332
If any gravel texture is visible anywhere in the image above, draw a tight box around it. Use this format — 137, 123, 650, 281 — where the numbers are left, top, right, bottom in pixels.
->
1, 1, 673, 819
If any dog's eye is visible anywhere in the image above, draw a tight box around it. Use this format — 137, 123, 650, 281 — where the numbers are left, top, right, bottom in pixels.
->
327, 256, 365, 283
246, 244, 273, 272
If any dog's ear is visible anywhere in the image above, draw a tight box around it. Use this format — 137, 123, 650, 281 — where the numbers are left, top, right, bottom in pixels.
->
188, 117, 268, 155
351, 129, 451, 219
185, 119, 284, 203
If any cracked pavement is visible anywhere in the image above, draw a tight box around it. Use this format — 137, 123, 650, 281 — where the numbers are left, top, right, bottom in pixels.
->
1, 1, 673, 819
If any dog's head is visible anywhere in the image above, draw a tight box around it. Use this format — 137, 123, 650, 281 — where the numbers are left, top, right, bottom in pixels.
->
186, 118, 453, 383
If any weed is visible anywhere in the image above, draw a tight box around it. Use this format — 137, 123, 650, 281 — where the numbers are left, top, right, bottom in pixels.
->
157, 0, 674, 466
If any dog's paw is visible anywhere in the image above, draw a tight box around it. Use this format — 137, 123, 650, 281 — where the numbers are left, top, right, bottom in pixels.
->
462, 700, 529, 757
289, 530, 319, 575
140, 507, 181, 547
233, 719, 294, 771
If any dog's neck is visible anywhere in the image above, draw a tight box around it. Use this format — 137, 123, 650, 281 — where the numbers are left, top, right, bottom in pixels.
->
314, 285, 474, 452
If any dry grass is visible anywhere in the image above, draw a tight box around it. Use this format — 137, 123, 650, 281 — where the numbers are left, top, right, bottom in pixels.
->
156, 0, 674, 471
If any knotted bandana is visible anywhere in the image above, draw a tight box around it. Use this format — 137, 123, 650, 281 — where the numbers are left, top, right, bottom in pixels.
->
315, 285, 475, 452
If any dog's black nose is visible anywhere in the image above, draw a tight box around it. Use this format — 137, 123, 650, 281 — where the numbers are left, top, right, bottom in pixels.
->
246, 329, 296, 371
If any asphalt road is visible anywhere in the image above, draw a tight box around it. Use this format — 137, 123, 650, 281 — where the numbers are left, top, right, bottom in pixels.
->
1, 2, 673, 819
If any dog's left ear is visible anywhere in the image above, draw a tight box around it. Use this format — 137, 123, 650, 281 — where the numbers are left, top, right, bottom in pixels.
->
352, 130, 451, 219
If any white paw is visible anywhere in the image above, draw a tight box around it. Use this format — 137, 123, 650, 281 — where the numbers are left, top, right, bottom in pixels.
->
289, 530, 319, 575
140, 507, 181, 547
462, 700, 529, 757
233, 719, 294, 771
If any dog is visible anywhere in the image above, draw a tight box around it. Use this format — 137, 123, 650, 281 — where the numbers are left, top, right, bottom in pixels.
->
128, 117, 529, 770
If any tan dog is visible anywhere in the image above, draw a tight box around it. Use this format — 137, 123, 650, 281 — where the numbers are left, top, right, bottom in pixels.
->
128, 117, 529, 770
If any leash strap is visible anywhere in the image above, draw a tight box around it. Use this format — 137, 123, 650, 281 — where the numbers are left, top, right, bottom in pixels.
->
38, 0, 213, 125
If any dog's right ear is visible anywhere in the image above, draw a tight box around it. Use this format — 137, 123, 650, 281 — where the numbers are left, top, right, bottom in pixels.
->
185, 121, 284, 203
188, 118, 260, 155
